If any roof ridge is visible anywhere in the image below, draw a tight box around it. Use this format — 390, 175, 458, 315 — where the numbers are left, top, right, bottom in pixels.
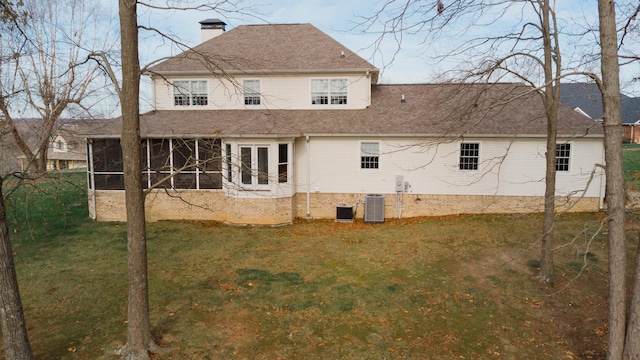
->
239, 23, 312, 27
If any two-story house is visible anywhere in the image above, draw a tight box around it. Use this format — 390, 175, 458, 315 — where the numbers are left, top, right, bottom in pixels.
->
83, 20, 605, 225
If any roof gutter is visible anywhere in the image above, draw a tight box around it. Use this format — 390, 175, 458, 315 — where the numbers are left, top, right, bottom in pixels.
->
80, 132, 605, 140
146, 68, 380, 77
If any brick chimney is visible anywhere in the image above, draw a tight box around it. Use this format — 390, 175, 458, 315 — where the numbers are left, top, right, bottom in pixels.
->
199, 19, 226, 42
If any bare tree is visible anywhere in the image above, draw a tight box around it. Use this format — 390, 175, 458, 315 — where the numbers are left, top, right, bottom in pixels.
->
112, 1, 171, 358
0, 1, 113, 358
0, 2, 35, 359
108, 1, 258, 358
359, 1, 639, 357
596, 2, 640, 359
358, 0, 590, 283
0, 178, 32, 360
0, 0, 111, 174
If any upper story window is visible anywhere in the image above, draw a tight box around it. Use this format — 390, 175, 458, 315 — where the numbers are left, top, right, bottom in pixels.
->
459, 142, 480, 171
54, 139, 66, 152
173, 80, 208, 106
556, 143, 571, 172
243, 80, 261, 105
311, 79, 348, 105
360, 142, 379, 169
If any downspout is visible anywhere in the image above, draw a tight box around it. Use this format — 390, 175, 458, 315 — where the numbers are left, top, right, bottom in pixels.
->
306, 135, 311, 218
600, 144, 606, 210
88, 140, 97, 220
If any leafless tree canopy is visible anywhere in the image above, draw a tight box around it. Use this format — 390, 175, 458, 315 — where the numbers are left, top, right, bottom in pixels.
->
0, 0, 115, 174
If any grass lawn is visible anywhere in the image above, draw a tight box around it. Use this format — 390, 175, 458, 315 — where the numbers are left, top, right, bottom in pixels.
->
624, 143, 640, 190
1, 172, 636, 359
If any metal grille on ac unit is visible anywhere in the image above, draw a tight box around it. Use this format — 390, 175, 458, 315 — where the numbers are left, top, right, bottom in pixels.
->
364, 194, 384, 223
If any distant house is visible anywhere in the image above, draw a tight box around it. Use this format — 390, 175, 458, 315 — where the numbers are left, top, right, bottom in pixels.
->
16, 123, 87, 172
559, 82, 640, 143
82, 21, 605, 225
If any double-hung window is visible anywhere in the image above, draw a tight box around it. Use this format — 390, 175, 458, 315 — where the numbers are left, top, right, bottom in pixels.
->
459, 142, 480, 170
173, 80, 208, 106
243, 80, 261, 105
240, 145, 270, 189
360, 142, 379, 169
556, 143, 571, 172
311, 79, 348, 105
225, 144, 232, 183
278, 143, 289, 183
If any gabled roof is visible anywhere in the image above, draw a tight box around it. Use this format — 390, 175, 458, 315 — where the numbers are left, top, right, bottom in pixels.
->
83, 83, 602, 139
149, 23, 378, 80
559, 82, 640, 124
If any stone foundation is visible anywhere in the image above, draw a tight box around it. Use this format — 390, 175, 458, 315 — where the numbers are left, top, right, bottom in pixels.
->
89, 190, 601, 225
90, 190, 294, 225
293, 193, 601, 220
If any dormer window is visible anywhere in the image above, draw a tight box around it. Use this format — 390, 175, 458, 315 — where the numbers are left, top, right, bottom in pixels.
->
311, 79, 348, 105
243, 80, 261, 105
173, 80, 208, 106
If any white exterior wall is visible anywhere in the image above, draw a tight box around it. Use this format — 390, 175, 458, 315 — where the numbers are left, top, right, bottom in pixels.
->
295, 136, 604, 198
152, 73, 372, 110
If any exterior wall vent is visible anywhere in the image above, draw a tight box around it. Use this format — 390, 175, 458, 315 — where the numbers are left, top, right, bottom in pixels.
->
335, 204, 354, 222
364, 194, 384, 223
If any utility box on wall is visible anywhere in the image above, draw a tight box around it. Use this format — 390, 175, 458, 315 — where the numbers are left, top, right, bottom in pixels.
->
364, 194, 384, 223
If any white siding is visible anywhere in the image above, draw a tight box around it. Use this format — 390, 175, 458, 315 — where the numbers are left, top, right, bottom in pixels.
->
152, 73, 372, 110
295, 136, 604, 198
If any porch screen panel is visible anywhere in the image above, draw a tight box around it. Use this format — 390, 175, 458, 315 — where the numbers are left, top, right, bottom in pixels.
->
92, 139, 124, 190
172, 139, 197, 189
197, 139, 222, 189
149, 139, 171, 188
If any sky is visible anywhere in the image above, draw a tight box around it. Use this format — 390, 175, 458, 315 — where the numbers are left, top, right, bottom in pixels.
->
125, 0, 639, 100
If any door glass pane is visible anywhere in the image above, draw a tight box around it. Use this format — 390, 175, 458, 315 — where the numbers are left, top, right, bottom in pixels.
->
257, 147, 269, 185
241, 147, 252, 185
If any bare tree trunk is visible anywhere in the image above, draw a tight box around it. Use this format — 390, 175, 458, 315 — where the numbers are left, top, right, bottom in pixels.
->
117, 1, 162, 359
538, 0, 560, 283
0, 178, 33, 360
597, 1, 627, 359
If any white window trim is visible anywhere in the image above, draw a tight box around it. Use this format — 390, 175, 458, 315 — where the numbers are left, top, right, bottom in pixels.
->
238, 144, 271, 190
310, 78, 349, 106
173, 80, 208, 107
359, 141, 380, 171
243, 79, 261, 106
556, 142, 572, 173
458, 141, 481, 172
277, 143, 290, 184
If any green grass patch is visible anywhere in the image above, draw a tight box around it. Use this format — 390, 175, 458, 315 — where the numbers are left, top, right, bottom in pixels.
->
624, 143, 640, 190
0, 177, 621, 359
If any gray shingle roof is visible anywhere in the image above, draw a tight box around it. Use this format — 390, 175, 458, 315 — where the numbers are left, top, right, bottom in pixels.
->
149, 23, 378, 77
559, 82, 640, 124
83, 83, 602, 139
